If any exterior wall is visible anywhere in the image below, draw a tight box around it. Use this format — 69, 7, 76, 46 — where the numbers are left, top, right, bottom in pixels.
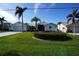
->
67, 26, 79, 33
12, 22, 27, 32
57, 24, 67, 32
44, 24, 57, 31
75, 26, 79, 33
9, 24, 14, 31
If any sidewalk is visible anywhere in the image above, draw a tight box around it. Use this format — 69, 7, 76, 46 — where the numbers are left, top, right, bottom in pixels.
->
0, 32, 21, 37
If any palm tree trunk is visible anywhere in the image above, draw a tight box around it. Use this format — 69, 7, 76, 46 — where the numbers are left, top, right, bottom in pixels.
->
35, 21, 38, 31
22, 14, 24, 32
1, 21, 3, 31
73, 23, 76, 34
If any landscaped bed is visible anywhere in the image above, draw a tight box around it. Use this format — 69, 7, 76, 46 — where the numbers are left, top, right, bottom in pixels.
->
0, 32, 79, 56
33, 32, 72, 41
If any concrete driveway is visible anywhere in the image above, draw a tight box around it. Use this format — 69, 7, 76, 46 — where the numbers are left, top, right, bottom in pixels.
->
68, 33, 79, 35
0, 32, 21, 37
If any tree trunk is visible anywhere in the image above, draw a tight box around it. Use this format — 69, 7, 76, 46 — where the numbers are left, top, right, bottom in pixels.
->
35, 21, 38, 31
1, 21, 4, 31
22, 14, 24, 32
73, 23, 76, 34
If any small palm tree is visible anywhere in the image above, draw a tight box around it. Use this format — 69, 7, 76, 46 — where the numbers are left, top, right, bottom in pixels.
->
15, 6, 27, 32
31, 17, 41, 31
0, 17, 7, 31
67, 9, 79, 33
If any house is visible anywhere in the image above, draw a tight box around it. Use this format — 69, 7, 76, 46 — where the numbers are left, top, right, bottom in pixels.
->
57, 22, 79, 33
57, 22, 68, 32
38, 22, 47, 31
38, 22, 57, 32
67, 23, 79, 33
12, 22, 27, 32
44, 23, 57, 31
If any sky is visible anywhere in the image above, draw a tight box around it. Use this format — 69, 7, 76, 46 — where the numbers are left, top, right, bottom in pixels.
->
0, 3, 79, 24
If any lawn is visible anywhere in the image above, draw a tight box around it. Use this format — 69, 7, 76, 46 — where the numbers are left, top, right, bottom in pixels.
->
0, 32, 79, 56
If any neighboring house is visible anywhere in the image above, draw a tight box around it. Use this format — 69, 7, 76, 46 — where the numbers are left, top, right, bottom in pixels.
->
44, 23, 57, 31
12, 22, 27, 32
38, 22, 47, 31
67, 23, 79, 33
13, 22, 27, 32
57, 22, 68, 32
38, 22, 57, 31
8, 23, 14, 31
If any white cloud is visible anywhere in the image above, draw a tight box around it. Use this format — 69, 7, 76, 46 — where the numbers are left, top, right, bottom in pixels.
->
34, 3, 41, 15
0, 9, 18, 24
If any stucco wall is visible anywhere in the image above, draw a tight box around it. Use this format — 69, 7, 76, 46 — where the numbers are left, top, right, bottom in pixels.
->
44, 24, 57, 31
57, 24, 67, 32
13, 22, 27, 32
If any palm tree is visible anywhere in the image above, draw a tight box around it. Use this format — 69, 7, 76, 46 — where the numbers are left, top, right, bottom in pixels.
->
0, 17, 7, 31
67, 9, 79, 33
31, 17, 41, 31
15, 6, 27, 32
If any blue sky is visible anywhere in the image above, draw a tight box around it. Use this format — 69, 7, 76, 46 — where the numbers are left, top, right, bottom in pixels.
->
0, 3, 79, 24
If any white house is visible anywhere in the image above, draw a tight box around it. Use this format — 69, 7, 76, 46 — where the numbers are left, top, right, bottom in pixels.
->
11, 22, 27, 32
44, 23, 57, 31
57, 22, 68, 32
38, 22, 57, 31
57, 22, 79, 33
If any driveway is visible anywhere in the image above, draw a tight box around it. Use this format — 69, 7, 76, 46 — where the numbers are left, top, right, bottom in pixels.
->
68, 33, 79, 35
0, 32, 21, 37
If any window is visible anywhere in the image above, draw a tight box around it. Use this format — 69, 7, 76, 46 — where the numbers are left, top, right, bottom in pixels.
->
49, 26, 52, 29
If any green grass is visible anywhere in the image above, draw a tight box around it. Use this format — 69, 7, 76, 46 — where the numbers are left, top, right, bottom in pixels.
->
0, 32, 79, 56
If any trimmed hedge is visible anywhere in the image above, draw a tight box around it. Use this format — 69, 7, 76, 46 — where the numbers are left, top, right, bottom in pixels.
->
34, 32, 72, 41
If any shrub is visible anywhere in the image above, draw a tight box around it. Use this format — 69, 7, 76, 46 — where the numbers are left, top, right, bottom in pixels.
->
34, 32, 72, 41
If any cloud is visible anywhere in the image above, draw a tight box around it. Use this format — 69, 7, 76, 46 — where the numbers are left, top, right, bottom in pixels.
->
0, 9, 18, 24
34, 3, 41, 15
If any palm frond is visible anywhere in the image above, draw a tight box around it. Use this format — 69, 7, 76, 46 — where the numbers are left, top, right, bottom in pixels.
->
15, 6, 22, 16
76, 12, 79, 18
31, 17, 40, 22
31, 18, 35, 22
67, 14, 72, 18
72, 18, 75, 23
72, 9, 78, 14
67, 18, 71, 23
23, 7, 27, 12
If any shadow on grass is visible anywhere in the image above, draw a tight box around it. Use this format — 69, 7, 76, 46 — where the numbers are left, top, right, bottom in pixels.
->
38, 36, 72, 41
34, 35, 72, 41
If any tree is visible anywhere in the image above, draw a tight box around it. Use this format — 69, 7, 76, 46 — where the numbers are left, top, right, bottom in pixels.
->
67, 9, 79, 33
15, 6, 27, 32
31, 17, 41, 31
57, 22, 62, 25
0, 17, 7, 31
